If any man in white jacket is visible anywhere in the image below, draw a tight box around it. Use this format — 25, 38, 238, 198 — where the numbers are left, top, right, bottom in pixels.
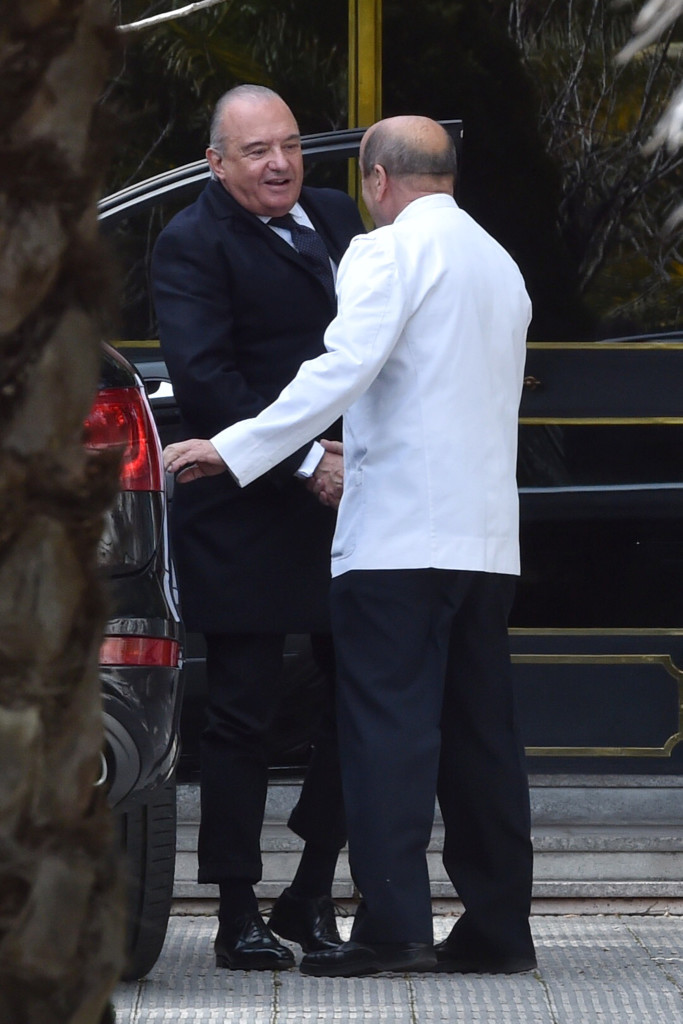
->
164, 115, 536, 979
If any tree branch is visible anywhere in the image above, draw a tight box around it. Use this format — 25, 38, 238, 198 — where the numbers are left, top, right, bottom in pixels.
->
117, 0, 230, 34
615, 0, 683, 63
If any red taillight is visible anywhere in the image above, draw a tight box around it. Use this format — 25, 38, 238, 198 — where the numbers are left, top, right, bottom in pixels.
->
100, 636, 180, 667
84, 387, 163, 491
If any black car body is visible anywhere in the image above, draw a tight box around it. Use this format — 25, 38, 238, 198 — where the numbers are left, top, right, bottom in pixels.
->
87, 343, 183, 979
99, 124, 683, 798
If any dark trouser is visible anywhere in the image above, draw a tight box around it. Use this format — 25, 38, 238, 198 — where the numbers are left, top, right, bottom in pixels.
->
330, 569, 534, 952
197, 632, 345, 884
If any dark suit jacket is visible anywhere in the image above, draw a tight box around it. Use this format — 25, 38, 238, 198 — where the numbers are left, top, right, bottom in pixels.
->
151, 179, 365, 633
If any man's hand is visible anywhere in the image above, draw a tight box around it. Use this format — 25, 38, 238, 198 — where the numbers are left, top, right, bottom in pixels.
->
163, 438, 227, 483
306, 438, 344, 509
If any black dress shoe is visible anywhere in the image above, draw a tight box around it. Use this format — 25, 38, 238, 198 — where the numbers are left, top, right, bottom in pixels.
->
268, 887, 342, 952
215, 913, 295, 971
300, 940, 436, 977
434, 937, 537, 975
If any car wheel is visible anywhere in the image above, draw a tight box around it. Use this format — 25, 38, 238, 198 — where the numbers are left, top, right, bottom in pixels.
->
118, 775, 177, 981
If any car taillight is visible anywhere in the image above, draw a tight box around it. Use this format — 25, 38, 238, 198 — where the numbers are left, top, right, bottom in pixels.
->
100, 636, 180, 668
83, 387, 163, 491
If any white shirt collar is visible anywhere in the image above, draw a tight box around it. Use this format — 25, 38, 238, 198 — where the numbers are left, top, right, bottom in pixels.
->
394, 192, 457, 223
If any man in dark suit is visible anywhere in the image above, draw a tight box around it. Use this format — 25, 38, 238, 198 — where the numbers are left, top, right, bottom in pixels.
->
151, 85, 365, 971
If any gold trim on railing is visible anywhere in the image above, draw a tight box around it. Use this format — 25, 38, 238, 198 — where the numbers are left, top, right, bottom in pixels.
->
525, 742, 682, 757
512, 652, 683, 757
526, 341, 683, 350
520, 417, 683, 424
113, 340, 160, 349
510, 627, 683, 636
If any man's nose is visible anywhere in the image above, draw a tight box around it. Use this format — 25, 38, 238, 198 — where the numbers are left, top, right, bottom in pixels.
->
268, 146, 289, 168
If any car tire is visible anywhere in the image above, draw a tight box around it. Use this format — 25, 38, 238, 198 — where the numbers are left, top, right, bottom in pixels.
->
118, 775, 177, 981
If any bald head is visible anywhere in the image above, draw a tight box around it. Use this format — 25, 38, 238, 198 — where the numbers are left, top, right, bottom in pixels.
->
359, 116, 457, 227
359, 116, 457, 183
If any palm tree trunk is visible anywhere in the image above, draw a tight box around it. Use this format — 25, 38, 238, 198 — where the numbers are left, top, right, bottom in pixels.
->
0, 3, 124, 1021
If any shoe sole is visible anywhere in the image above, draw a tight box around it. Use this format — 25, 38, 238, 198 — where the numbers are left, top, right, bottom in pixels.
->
434, 959, 537, 975
300, 960, 381, 978
216, 953, 295, 971
300, 957, 437, 978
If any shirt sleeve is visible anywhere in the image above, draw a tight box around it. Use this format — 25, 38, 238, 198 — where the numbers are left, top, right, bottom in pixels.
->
295, 441, 325, 478
212, 231, 409, 486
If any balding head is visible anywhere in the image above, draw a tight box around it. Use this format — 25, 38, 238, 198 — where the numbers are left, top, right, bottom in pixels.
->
359, 116, 457, 183
359, 116, 457, 227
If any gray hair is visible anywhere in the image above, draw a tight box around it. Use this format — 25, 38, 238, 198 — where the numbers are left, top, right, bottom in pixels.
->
360, 123, 457, 180
208, 85, 285, 153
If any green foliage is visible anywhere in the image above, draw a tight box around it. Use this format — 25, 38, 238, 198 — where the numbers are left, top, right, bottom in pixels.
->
236, 0, 348, 131
141, 8, 267, 93
509, 0, 683, 331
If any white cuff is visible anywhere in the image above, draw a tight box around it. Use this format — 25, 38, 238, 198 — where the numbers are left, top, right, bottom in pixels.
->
295, 441, 325, 478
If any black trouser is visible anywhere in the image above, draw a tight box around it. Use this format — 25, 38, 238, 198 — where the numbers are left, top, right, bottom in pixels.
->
197, 632, 345, 884
330, 568, 534, 952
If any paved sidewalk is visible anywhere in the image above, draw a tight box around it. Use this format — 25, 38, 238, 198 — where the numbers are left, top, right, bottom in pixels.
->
113, 912, 683, 1022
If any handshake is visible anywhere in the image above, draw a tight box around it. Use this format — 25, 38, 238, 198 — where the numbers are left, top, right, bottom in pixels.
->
162, 437, 344, 510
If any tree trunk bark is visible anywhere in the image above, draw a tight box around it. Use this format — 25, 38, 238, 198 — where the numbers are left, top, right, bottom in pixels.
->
0, 3, 124, 1021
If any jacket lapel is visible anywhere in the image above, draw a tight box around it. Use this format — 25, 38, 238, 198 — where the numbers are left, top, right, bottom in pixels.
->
203, 180, 338, 303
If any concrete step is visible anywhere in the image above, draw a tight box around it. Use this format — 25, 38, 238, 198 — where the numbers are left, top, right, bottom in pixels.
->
174, 774, 683, 900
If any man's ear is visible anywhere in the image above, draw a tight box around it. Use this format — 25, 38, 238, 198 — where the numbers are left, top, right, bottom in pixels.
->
374, 164, 389, 198
206, 147, 224, 180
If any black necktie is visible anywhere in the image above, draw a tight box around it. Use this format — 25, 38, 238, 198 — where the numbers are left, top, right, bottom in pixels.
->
269, 213, 335, 302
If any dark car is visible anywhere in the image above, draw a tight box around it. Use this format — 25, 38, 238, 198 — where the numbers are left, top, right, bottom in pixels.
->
86, 343, 183, 979
98, 125, 683, 799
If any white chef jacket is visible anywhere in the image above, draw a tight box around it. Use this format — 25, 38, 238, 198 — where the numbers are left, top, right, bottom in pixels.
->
213, 193, 531, 578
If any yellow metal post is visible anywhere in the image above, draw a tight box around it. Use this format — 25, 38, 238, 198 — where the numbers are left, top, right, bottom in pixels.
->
348, 0, 382, 209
